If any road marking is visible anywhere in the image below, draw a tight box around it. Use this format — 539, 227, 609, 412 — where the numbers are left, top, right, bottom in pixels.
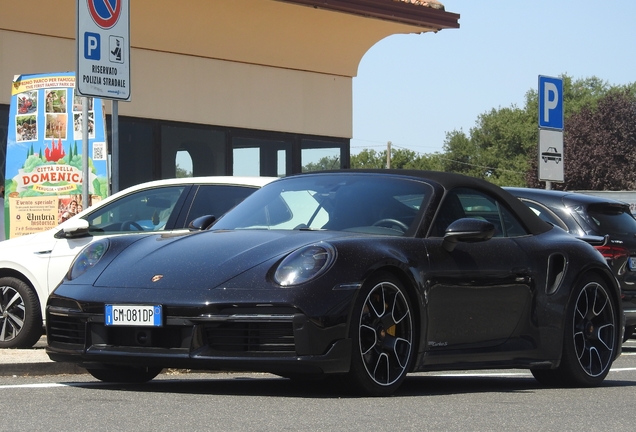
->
0, 381, 113, 390
0, 383, 71, 389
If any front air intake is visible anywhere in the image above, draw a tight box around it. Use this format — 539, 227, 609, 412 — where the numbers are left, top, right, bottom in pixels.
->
47, 315, 86, 347
204, 322, 295, 354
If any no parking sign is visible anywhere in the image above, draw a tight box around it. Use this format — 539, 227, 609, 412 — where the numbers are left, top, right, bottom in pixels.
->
77, 0, 130, 101
87, 0, 122, 29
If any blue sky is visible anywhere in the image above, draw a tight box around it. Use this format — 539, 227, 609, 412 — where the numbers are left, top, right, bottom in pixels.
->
352, 0, 636, 156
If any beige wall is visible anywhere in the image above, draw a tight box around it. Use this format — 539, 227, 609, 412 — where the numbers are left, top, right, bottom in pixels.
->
1, 0, 445, 139
0, 0, 436, 76
0, 30, 352, 137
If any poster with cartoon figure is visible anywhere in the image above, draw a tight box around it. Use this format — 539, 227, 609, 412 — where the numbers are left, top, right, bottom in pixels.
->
4, 72, 109, 239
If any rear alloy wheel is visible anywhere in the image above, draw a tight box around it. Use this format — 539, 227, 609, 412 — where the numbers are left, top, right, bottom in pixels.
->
347, 272, 414, 396
0, 277, 42, 348
535, 275, 617, 387
86, 365, 163, 383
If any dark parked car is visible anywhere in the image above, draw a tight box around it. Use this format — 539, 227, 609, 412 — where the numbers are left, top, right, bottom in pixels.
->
505, 187, 636, 340
46, 170, 622, 396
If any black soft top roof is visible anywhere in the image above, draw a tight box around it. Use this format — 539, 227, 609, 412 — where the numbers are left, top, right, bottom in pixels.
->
293, 169, 552, 235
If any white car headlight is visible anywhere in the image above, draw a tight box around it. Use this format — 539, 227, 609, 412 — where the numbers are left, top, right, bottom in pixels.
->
68, 239, 109, 280
274, 243, 335, 287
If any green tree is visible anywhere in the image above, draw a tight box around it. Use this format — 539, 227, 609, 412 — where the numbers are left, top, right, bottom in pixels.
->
349, 75, 636, 186
176, 164, 192, 178
441, 102, 539, 186
411, 153, 446, 171
525, 75, 611, 122
441, 130, 481, 177
350, 149, 386, 169
302, 155, 341, 172
350, 147, 433, 170
443, 74, 634, 187
389, 148, 419, 169
527, 88, 636, 189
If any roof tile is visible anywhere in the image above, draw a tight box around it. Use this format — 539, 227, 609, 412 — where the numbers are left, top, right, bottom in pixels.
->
394, 0, 445, 10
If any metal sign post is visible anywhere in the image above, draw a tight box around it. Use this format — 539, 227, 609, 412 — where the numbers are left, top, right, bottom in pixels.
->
82, 97, 89, 208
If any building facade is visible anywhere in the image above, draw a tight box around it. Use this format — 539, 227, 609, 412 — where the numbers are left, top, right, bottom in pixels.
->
1, 0, 459, 190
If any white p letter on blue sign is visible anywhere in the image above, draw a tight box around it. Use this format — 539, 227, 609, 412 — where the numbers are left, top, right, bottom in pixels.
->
84, 32, 101, 61
538, 76, 563, 130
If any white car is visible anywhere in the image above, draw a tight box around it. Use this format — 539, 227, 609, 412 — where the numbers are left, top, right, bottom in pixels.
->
0, 176, 276, 348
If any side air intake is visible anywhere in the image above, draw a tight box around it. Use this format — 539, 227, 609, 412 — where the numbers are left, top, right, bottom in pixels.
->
546, 253, 566, 295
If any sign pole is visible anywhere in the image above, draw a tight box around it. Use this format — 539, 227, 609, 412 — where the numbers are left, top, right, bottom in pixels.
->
112, 100, 119, 193
82, 97, 89, 209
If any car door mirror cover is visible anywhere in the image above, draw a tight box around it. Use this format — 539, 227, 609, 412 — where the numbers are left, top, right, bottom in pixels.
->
442, 218, 495, 252
188, 214, 217, 231
56, 218, 90, 239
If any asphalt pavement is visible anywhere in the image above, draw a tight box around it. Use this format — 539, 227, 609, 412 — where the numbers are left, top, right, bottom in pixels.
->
0, 336, 86, 376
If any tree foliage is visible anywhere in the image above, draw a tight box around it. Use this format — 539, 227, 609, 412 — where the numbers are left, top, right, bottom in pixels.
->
441, 106, 536, 186
323, 74, 635, 190
436, 74, 636, 188
302, 155, 341, 172
349, 147, 447, 171
527, 88, 636, 190
350, 149, 387, 169
176, 164, 192, 178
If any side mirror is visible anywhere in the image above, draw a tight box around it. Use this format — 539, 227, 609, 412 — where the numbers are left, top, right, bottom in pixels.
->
442, 218, 495, 252
55, 218, 90, 239
188, 215, 217, 231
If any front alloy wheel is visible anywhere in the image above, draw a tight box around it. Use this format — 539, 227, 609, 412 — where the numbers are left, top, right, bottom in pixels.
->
0, 277, 42, 348
347, 272, 414, 396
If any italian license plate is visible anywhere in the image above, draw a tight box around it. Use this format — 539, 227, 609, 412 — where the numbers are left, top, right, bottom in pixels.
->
630, 257, 636, 271
105, 305, 162, 326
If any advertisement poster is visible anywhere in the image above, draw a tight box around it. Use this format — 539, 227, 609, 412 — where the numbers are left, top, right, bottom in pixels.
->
4, 72, 108, 239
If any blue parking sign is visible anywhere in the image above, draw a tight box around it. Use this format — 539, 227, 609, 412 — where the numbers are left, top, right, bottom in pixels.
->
538, 76, 563, 130
84, 32, 101, 60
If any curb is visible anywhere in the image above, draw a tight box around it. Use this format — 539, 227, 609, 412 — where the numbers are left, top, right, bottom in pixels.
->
0, 336, 88, 377
0, 361, 86, 377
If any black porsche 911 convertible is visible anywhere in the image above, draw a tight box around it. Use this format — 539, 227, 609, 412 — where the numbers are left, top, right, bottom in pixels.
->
46, 170, 623, 396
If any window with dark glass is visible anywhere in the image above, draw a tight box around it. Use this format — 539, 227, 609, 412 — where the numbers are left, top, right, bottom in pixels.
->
431, 188, 528, 238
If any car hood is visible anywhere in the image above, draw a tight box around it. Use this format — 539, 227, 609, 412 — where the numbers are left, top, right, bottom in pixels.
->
94, 229, 346, 290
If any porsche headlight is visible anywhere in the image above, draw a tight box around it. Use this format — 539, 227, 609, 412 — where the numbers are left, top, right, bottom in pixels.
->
68, 239, 109, 280
274, 243, 335, 287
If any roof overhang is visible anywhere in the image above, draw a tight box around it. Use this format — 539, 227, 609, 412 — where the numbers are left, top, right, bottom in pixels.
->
278, 0, 459, 30
0, 0, 460, 77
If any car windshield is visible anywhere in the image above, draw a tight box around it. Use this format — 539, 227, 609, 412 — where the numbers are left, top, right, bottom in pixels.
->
212, 174, 432, 236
